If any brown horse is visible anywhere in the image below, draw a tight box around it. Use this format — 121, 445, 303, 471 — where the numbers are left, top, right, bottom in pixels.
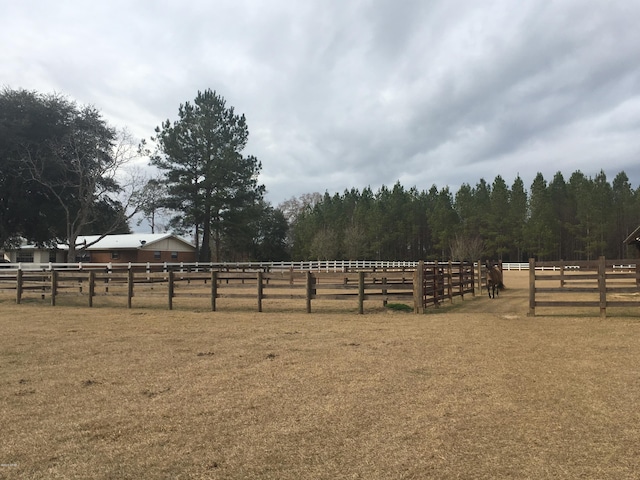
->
486, 263, 504, 299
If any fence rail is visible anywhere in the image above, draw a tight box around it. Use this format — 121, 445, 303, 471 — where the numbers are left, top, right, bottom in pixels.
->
0, 261, 480, 314
0, 260, 421, 273
528, 257, 640, 318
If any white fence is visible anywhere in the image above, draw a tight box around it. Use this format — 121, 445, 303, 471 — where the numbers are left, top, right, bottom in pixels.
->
2, 260, 636, 273
0, 260, 420, 273
501, 262, 582, 271
502, 262, 638, 271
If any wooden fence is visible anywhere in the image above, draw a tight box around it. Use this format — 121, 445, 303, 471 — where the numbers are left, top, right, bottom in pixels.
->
414, 260, 477, 313
528, 257, 640, 318
0, 261, 480, 314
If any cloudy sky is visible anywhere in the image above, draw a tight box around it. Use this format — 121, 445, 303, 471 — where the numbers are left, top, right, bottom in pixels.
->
3, 0, 640, 206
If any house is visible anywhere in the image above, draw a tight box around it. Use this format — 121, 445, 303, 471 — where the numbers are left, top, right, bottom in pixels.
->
4, 233, 196, 264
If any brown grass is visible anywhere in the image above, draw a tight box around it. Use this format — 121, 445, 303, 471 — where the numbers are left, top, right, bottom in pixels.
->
1, 271, 640, 479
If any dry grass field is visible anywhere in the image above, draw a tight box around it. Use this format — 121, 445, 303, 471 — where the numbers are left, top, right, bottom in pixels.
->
1, 271, 640, 479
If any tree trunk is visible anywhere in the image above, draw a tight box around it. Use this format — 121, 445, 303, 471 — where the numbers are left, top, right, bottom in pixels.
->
200, 205, 212, 262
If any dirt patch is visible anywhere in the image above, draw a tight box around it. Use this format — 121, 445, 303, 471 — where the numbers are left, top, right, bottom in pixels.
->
453, 270, 531, 315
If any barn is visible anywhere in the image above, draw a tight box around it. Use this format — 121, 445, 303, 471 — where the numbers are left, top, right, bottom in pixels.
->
4, 233, 196, 264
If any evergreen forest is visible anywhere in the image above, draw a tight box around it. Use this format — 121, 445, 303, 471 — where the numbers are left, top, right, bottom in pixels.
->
286, 171, 640, 262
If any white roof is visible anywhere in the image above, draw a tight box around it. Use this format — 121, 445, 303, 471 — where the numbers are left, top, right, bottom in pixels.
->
12, 233, 195, 251
77, 233, 194, 250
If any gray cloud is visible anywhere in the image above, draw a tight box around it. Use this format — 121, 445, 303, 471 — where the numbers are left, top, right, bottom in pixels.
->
2, 0, 640, 205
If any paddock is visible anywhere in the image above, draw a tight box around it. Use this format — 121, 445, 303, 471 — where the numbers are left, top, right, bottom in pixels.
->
1, 271, 639, 479
0, 261, 477, 314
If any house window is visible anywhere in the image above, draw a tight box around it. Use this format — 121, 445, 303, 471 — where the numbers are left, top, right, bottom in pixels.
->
171, 251, 178, 259
76, 252, 91, 262
111, 251, 120, 260
154, 251, 161, 260
16, 251, 34, 263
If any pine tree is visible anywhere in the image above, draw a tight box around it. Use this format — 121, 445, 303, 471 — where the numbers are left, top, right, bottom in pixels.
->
149, 89, 264, 261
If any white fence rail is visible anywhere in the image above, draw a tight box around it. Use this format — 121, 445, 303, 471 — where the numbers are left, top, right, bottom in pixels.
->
1, 260, 421, 273
502, 262, 638, 271
2, 260, 636, 273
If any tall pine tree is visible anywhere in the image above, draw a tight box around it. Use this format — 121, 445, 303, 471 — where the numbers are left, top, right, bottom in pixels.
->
149, 89, 264, 261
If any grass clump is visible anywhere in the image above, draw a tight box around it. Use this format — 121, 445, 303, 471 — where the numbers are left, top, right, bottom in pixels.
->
385, 302, 413, 312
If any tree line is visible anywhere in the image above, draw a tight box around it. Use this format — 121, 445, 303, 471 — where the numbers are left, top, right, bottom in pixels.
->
285, 171, 640, 262
2, 87, 640, 262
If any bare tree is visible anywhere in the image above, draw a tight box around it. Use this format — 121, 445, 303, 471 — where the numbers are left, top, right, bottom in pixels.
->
133, 175, 171, 233
310, 228, 339, 260
449, 234, 484, 262
278, 192, 323, 251
278, 192, 323, 224
343, 223, 366, 260
25, 103, 142, 261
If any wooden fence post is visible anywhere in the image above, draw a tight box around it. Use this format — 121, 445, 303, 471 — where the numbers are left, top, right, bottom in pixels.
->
413, 260, 424, 314
168, 270, 174, 310
16, 269, 23, 304
88, 271, 95, 307
477, 260, 482, 296
432, 260, 438, 306
528, 258, 536, 316
382, 276, 388, 307
598, 256, 606, 319
257, 271, 263, 312
358, 271, 365, 314
127, 268, 134, 309
50, 270, 57, 306
211, 270, 217, 311
471, 261, 476, 296
305, 271, 313, 313
447, 260, 453, 303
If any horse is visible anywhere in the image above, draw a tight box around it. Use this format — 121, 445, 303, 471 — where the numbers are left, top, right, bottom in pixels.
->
486, 262, 504, 299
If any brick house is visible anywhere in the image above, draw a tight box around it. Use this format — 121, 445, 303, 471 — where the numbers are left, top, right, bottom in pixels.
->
4, 233, 196, 264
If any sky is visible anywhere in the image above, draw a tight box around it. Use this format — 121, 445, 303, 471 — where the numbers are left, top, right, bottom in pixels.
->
3, 0, 640, 207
